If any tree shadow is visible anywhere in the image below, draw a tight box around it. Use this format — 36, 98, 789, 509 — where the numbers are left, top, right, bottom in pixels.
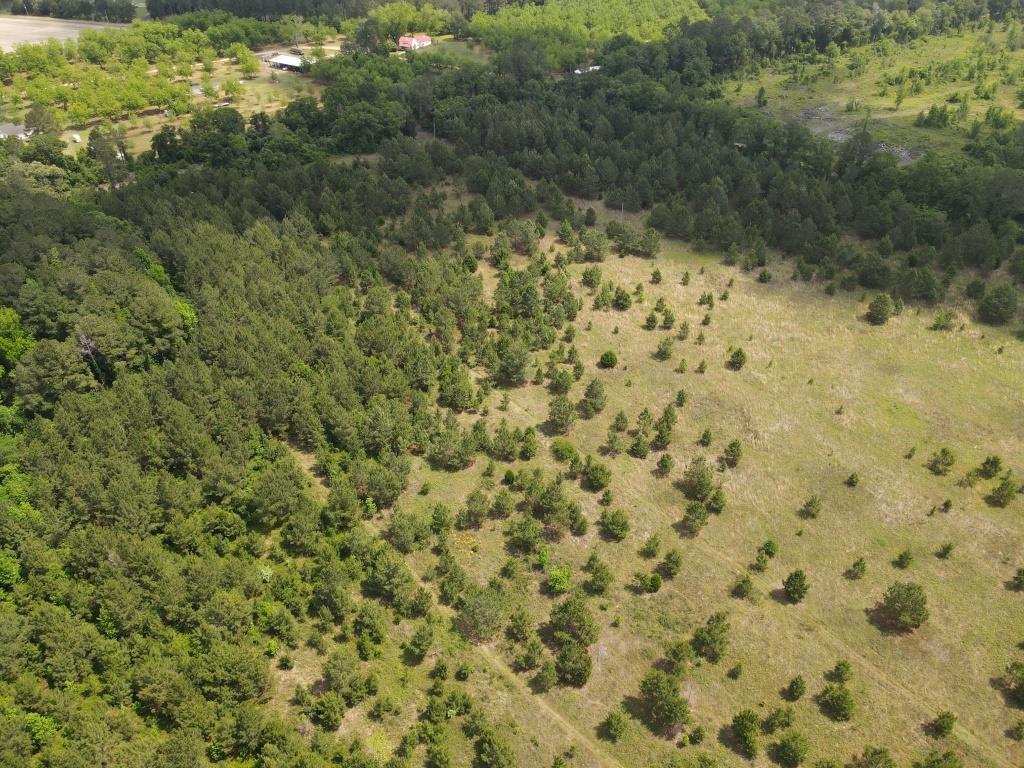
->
864, 602, 909, 636
770, 588, 792, 605
671, 519, 700, 539
989, 674, 1019, 709
716, 723, 747, 758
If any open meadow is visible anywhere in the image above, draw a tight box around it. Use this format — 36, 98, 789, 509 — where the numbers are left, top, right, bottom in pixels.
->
352, 232, 1024, 768
731, 28, 1024, 160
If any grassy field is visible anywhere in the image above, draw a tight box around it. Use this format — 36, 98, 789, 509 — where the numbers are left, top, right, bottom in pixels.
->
731, 28, 1024, 161
0, 14, 122, 51
324, 229, 1024, 768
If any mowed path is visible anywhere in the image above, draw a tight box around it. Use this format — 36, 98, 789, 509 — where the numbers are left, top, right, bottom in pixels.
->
0, 15, 123, 51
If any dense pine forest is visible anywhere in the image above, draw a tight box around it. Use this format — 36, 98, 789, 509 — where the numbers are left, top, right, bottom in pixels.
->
0, 1, 1022, 767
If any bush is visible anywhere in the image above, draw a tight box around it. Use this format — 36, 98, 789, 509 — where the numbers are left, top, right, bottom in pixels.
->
660, 548, 683, 578
555, 642, 592, 686
848, 557, 867, 579
783, 570, 809, 602
731, 708, 760, 757
598, 508, 630, 541
601, 709, 628, 742
691, 611, 729, 662
546, 565, 572, 595
727, 347, 747, 370
634, 571, 662, 593
988, 472, 1018, 508
784, 675, 806, 701
798, 495, 823, 519
867, 293, 895, 325
977, 282, 1018, 325
773, 730, 810, 768
765, 708, 794, 733
639, 669, 690, 732
681, 500, 709, 535
598, 350, 618, 369
681, 456, 714, 500
548, 394, 576, 434
881, 581, 928, 630
818, 682, 855, 721
927, 447, 956, 475
722, 440, 742, 468
731, 574, 753, 599
931, 710, 956, 737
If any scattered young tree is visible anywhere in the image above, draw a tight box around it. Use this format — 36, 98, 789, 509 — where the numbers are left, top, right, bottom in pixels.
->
639, 669, 690, 732
783, 570, 809, 602
880, 582, 929, 631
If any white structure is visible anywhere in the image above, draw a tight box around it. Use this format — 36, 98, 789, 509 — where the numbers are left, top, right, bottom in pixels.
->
573, 65, 601, 75
269, 53, 304, 72
398, 34, 432, 50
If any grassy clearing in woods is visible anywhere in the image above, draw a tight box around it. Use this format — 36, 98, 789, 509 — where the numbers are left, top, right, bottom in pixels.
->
380, 233, 1023, 767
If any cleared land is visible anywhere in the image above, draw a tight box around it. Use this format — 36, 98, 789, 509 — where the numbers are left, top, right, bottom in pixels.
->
345, 231, 1024, 767
731, 29, 1024, 159
0, 14, 121, 50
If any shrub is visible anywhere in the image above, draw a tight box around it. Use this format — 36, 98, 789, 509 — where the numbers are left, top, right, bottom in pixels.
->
727, 347, 747, 370
881, 581, 929, 630
639, 669, 690, 732
598, 508, 630, 541
988, 472, 1018, 508
848, 557, 867, 579
784, 675, 806, 701
548, 395, 576, 434
691, 611, 729, 662
601, 709, 628, 742
555, 642, 592, 686
818, 682, 854, 721
655, 336, 674, 360
660, 548, 683, 579
798, 495, 823, 519
598, 351, 618, 369
977, 282, 1018, 325
551, 438, 578, 463
634, 571, 662, 593
731, 574, 753, 599
827, 659, 852, 683
894, 549, 913, 569
731, 709, 760, 757
546, 565, 572, 595
783, 570, 809, 602
866, 293, 895, 325
681, 456, 714, 500
773, 730, 810, 768
763, 706, 794, 734
722, 440, 742, 468
931, 710, 956, 737
665, 640, 694, 677
681, 500, 709, 536
927, 447, 956, 475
